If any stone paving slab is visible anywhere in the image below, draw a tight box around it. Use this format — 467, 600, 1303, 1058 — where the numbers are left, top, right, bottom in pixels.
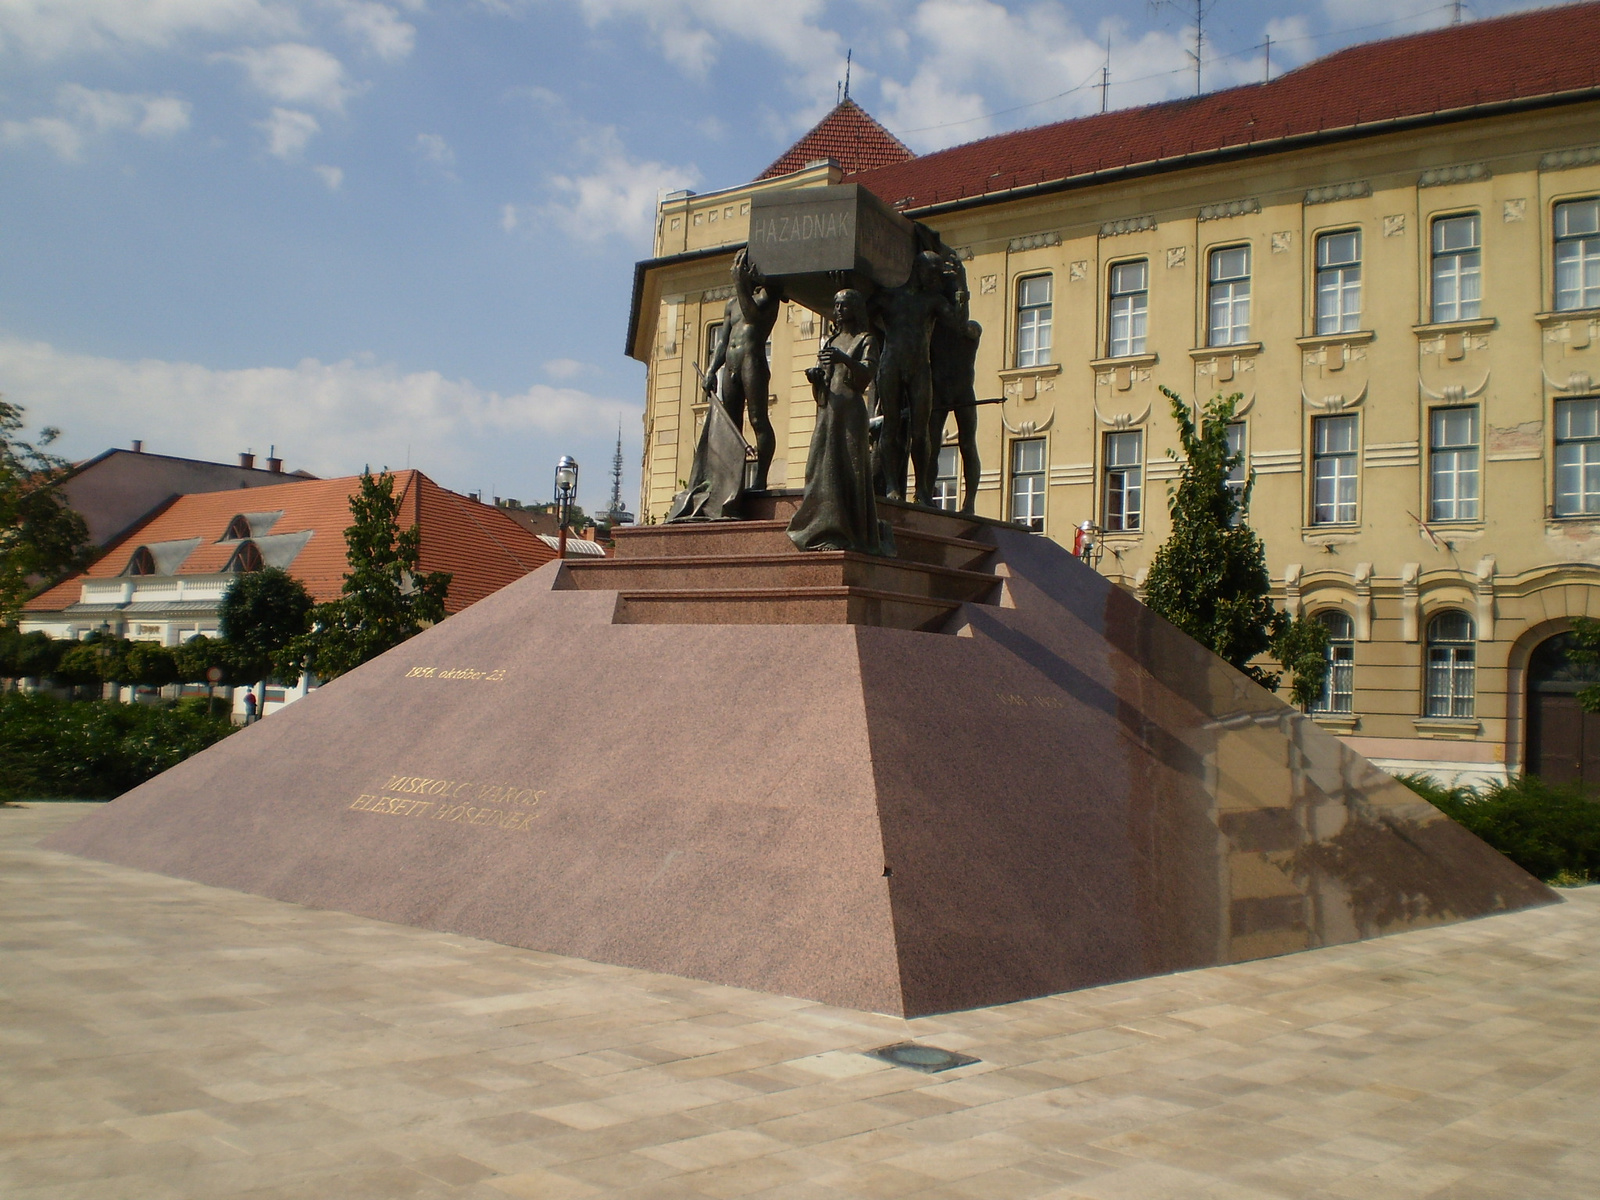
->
3, 802, 1597, 1200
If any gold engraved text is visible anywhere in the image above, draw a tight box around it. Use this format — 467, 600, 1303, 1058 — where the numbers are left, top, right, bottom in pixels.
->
405, 667, 507, 682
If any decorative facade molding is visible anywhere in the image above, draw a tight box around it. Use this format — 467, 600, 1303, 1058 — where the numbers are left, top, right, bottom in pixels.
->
1476, 556, 1497, 642
700, 285, 734, 302
1251, 449, 1301, 476
1049, 463, 1092, 487
1284, 563, 1303, 618
1418, 162, 1491, 187
1365, 441, 1421, 469
1418, 372, 1490, 403
1541, 145, 1600, 171
1198, 197, 1260, 222
1001, 404, 1055, 437
1304, 180, 1371, 205
1400, 563, 1422, 643
1093, 403, 1151, 430
1099, 215, 1156, 238
1543, 368, 1596, 394
1008, 231, 1062, 252
1354, 562, 1374, 641
1302, 381, 1369, 411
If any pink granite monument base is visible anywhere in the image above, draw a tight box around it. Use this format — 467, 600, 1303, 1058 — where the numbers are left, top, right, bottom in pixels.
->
44, 505, 1558, 1016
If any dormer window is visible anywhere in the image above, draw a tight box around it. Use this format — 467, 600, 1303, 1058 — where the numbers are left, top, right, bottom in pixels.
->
125, 547, 156, 576
226, 541, 264, 573
223, 514, 252, 540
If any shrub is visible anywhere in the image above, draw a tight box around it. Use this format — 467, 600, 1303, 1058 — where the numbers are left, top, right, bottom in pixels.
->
1399, 772, 1600, 884
0, 690, 235, 800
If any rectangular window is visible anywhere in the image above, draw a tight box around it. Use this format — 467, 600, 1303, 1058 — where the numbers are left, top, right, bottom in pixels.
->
1431, 214, 1481, 323
1225, 421, 1247, 521
1315, 230, 1362, 334
1103, 431, 1143, 532
1429, 406, 1480, 522
1555, 397, 1600, 516
1009, 438, 1046, 530
932, 445, 960, 512
1107, 260, 1148, 357
704, 321, 723, 368
1015, 275, 1053, 367
1311, 414, 1359, 524
1555, 198, 1600, 311
1207, 245, 1251, 346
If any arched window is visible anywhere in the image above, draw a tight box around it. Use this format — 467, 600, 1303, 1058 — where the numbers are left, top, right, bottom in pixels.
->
226, 541, 264, 573
223, 514, 252, 540
125, 547, 156, 576
1313, 610, 1355, 713
1425, 610, 1476, 718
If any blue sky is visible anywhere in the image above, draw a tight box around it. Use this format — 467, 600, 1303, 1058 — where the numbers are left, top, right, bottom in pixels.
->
0, 0, 1549, 513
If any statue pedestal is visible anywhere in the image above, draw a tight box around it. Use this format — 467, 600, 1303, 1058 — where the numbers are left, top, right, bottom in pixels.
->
46, 502, 1557, 1016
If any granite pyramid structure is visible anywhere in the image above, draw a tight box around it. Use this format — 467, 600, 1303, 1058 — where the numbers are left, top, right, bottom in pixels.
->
46, 499, 1558, 1017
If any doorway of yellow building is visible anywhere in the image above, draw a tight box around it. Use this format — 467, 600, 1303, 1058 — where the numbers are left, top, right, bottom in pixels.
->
1526, 632, 1600, 789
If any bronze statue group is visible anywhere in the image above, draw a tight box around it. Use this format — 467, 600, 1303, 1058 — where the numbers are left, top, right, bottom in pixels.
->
668, 232, 983, 558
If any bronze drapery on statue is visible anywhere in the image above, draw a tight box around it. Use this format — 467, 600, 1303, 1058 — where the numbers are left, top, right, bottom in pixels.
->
787, 289, 894, 556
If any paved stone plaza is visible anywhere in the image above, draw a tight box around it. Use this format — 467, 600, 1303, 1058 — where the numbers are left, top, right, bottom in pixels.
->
4, 803, 1598, 1200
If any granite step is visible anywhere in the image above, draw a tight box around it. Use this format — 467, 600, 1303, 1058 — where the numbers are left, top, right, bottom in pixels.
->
610, 520, 995, 571
610, 585, 963, 632
561, 552, 1001, 605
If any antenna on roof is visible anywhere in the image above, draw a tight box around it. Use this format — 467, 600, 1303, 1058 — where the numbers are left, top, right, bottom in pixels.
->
843, 49, 851, 102
1150, 0, 1210, 96
1097, 35, 1111, 113
1262, 33, 1271, 82
1451, 0, 1465, 24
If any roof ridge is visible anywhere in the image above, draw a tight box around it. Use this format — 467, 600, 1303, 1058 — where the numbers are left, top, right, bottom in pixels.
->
758, 97, 916, 181
845, 1, 1600, 212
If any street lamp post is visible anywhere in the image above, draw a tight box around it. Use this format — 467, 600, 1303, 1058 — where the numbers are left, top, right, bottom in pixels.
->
553, 455, 579, 559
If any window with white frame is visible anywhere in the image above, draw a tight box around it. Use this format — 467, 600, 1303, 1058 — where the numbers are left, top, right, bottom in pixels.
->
932, 446, 960, 512
1107, 260, 1148, 357
1431, 214, 1481, 322
1429, 406, 1480, 522
1015, 275, 1053, 367
1555, 198, 1600, 311
1225, 421, 1247, 523
1207, 245, 1251, 346
1315, 230, 1362, 334
1311, 414, 1359, 524
1313, 610, 1355, 714
1009, 439, 1046, 530
1555, 396, 1600, 516
704, 321, 723, 369
1424, 610, 1476, 718
1103, 431, 1143, 532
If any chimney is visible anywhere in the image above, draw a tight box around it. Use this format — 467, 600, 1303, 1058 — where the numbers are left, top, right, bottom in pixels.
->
239, 451, 255, 469
267, 447, 283, 473
582, 526, 596, 541
131, 439, 143, 453
469, 491, 481, 503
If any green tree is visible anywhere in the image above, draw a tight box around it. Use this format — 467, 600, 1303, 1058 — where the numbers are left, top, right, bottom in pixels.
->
1144, 387, 1328, 707
0, 399, 93, 625
287, 471, 450, 681
219, 567, 313, 683
1568, 618, 1600, 714
0, 628, 64, 685
124, 640, 178, 689
172, 634, 233, 715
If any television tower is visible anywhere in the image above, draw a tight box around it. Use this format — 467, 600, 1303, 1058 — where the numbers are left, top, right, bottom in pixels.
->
606, 422, 629, 522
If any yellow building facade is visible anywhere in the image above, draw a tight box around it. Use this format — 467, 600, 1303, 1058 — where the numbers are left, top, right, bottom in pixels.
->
627, 8, 1600, 786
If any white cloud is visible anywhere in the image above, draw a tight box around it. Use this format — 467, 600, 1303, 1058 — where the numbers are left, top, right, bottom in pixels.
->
499, 203, 518, 232
314, 163, 343, 189
0, 84, 192, 160
0, 0, 300, 58
542, 357, 587, 380
336, 0, 415, 61
537, 126, 698, 245
0, 334, 640, 489
256, 106, 319, 157
222, 41, 360, 111
414, 131, 453, 168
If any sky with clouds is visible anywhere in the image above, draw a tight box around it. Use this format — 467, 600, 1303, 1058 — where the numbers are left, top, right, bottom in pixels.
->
0, 0, 1555, 513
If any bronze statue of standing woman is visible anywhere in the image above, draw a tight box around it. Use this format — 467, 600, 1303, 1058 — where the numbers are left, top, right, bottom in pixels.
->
787, 289, 894, 556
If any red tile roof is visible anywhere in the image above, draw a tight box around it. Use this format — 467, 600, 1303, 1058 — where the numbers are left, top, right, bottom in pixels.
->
759, 98, 916, 180
848, 3, 1600, 212
26, 471, 558, 615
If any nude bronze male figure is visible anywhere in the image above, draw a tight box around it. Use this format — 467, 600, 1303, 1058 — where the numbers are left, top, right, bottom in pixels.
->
703, 248, 782, 492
